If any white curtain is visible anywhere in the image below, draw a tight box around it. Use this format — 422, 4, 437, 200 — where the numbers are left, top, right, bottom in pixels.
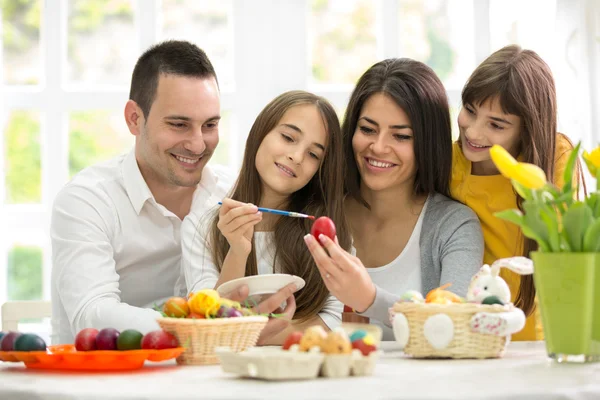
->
554, 0, 599, 190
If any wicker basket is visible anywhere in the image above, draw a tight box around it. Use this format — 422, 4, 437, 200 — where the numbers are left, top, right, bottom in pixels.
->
392, 302, 513, 359
157, 316, 268, 365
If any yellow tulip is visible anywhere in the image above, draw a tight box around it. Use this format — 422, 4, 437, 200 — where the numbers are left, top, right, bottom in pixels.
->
489, 145, 518, 179
511, 163, 547, 190
583, 147, 600, 176
490, 144, 547, 189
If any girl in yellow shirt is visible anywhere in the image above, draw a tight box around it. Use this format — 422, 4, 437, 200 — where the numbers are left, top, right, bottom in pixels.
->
450, 45, 582, 341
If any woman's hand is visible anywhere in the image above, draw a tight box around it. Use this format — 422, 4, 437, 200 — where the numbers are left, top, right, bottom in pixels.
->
304, 233, 376, 313
217, 198, 262, 256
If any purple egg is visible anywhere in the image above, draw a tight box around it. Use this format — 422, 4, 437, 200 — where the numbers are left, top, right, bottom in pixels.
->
0, 331, 23, 351
226, 308, 243, 318
95, 328, 120, 350
216, 305, 230, 318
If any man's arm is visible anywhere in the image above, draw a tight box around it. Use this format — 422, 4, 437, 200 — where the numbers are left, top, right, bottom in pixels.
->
51, 184, 161, 338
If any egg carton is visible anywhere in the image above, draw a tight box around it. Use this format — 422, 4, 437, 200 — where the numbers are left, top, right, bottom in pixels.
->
216, 346, 380, 381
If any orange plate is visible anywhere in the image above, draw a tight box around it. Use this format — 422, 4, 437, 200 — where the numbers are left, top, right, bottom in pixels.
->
0, 345, 184, 371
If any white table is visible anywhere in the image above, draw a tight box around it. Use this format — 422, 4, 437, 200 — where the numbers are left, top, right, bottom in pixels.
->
1, 342, 599, 400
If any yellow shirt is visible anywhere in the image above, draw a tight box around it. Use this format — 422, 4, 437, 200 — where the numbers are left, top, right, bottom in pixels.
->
450, 134, 574, 340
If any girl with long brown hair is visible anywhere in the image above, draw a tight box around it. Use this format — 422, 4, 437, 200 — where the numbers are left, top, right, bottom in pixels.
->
180, 90, 351, 343
451, 45, 583, 341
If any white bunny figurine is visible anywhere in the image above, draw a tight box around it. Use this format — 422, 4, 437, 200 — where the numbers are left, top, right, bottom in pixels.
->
466, 256, 534, 303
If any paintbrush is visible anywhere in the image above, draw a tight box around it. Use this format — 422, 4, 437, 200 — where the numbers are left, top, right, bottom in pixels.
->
217, 202, 315, 220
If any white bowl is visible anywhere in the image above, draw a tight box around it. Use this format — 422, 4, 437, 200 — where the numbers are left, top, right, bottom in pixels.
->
216, 274, 306, 306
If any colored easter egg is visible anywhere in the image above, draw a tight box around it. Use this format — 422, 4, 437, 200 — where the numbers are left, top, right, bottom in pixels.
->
323, 329, 352, 354
349, 329, 368, 343
141, 330, 179, 350
282, 331, 303, 350
0, 331, 23, 351
96, 328, 120, 351
14, 334, 47, 352
117, 329, 143, 350
482, 295, 505, 305
225, 308, 243, 318
299, 325, 327, 351
216, 305, 230, 318
400, 290, 425, 303
75, 328, 99, 351
163, 297, 190, 318
352, 338, 377, 356
311, 217, 336, 244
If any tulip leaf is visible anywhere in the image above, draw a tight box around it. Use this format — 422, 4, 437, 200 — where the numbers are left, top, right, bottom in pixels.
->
562, 142, 581, 194
583, 218, 600, 252
586, 193, 600, 218
495, 209, 550, 252
562, 202, 593, 252
511, 180, 533, 201
523, 202, 551, 246
539, 206, 560, 252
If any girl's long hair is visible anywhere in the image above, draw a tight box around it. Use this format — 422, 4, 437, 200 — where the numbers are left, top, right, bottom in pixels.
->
208, 91, 351, 321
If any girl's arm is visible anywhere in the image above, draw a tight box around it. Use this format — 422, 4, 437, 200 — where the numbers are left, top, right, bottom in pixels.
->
214, 198, 263, 287
214, 250, 251, 288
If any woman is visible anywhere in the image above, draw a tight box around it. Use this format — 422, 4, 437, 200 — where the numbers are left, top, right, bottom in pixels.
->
304, 59, 484, 339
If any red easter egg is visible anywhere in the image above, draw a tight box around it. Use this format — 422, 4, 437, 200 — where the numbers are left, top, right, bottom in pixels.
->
311, 217, 336, 244
75, 328, 99, 351
352, 339, 377, 356
282, 331, 303, 350
141, 330, 179, 350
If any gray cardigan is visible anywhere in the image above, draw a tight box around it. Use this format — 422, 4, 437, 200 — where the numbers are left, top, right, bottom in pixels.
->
359, 193, 484, 327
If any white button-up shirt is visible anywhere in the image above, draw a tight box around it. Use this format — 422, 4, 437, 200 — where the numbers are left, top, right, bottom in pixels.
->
50, 149, 233, 344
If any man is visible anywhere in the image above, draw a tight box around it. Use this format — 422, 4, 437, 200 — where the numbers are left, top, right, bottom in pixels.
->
51, 40, 296, 344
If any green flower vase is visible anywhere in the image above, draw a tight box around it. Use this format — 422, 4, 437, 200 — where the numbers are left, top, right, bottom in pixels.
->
532, 252, 600, 362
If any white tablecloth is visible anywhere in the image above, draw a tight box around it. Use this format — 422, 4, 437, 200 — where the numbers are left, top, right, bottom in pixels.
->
1, 342, 599, 400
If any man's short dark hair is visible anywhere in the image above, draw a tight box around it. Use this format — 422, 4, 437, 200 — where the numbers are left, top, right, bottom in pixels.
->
129, 40, 217, 118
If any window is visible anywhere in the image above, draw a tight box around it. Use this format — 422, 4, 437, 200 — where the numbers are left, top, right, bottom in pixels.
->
1, 0, 598, 309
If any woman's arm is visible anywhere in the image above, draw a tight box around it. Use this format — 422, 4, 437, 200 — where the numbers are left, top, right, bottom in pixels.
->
437, 207, 484, 296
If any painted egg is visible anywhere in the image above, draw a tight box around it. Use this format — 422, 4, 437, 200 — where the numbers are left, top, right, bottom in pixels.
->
400, 290, 425, 303
225, 308, 243, 318
14, 333, 47, 352
299, 325, 327, 351
482, 295, 505, 305
0, 331, 23, 351
322, 329, 352, 354
351, 335, 377, 356
349, 329, 368, 343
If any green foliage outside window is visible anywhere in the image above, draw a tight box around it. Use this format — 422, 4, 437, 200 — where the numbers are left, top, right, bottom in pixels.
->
69, 111, 133, 177
4, 111, 41, 204
7, 246, 43, 301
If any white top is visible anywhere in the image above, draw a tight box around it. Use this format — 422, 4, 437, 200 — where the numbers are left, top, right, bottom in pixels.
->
366, 197, 427, 340
2, 342, 598, 399
50, 149, 234, 344
179, 213, 343, 329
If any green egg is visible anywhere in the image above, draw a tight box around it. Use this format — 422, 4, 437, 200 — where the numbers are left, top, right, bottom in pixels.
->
482, 295, 505, 305
117, 329, 143, 350
14, 333, 47, 352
